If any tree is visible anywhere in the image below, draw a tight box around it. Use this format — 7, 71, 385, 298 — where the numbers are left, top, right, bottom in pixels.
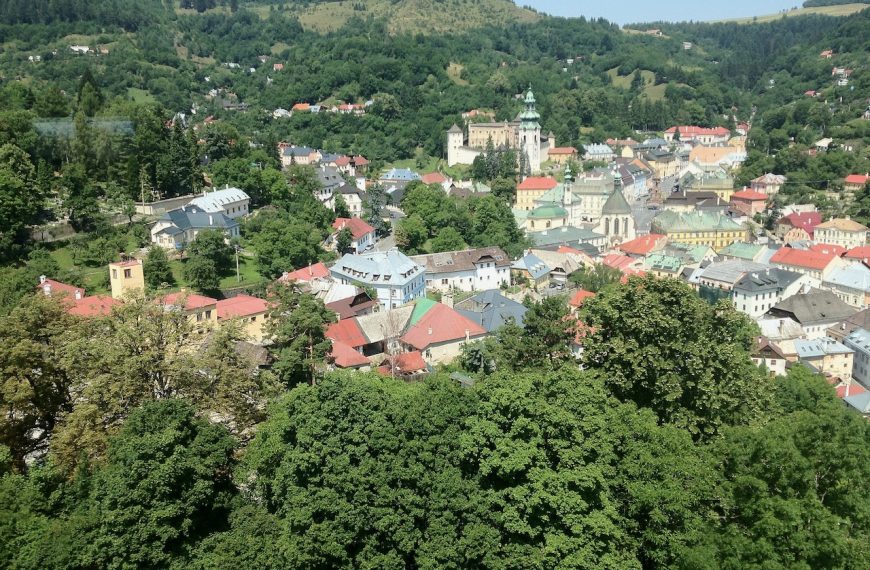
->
519, 296, 576, 368
568, 263, 623, 292
394, 214, 428, 254
581, 275, 771, 439
247, 212, 325, 279
0, 295, 79, 469
265, 285, 336, 386
335, 227, 353, 255
186, 229, 234, 275
362, 183, 390, 237
333, 193, 351, 218
490, 176, 517, 203
430, 226, 466, 253
185, 255, 220, 292
143, 246, 175, 290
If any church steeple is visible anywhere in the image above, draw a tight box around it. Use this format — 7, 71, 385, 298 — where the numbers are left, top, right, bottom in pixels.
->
519, 85, 542, 176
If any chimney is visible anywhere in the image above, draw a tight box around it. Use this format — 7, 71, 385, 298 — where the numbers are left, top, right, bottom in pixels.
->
39, 275, 46, 284
427, 326, 432, 335
74, 289, 82, 300
208, 215, 214, 226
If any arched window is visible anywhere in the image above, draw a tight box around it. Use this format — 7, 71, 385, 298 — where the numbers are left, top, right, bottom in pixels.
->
614, 218, 620, 235
604, 218, 610, 235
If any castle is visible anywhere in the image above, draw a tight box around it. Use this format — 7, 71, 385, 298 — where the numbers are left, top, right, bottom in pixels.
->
446, 86, 554, 176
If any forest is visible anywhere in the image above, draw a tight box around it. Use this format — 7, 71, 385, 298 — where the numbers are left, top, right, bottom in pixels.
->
1, 276, 868, 569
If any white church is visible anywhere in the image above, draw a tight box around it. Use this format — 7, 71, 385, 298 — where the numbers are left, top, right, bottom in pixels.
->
446, 86, 554, 175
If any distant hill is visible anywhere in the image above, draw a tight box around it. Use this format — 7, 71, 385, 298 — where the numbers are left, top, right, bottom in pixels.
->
716, 2, 869, 23
247, 0, 541, 34
803, 0, 869, 7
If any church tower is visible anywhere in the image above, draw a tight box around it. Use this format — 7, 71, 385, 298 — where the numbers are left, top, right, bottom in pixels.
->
519, 85, 542, 176
446, 124, 464, 167
562, 163, 574, 208
599, 167, 635, 245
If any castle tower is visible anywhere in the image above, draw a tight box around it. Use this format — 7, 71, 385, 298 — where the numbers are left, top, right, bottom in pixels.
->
519, 85, 542, 176
109, 258, 145, 300
446, 123, 464, 167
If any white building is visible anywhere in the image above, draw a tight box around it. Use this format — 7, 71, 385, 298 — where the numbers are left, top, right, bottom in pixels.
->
814, 217, 869, 249
411, 247, 512, 293
844, 329, 870, 388
188, 186, 250, 219
731, 268, 808, 318
330, 250, 426, 310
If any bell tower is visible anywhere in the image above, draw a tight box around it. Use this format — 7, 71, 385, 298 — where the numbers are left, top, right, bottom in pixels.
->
519, 85, 542, 175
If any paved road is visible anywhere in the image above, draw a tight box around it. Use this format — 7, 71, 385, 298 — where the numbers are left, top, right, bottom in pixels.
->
373, 207, 405, 252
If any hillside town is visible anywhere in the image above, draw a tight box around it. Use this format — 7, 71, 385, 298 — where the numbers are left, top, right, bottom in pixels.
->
30, 85, 870, 416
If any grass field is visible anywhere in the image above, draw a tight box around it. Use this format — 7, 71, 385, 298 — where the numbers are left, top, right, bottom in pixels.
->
127, 88, 157, 104
447, 62, 469, 86
388, 155, 470, 180
606, 68, 669, 101
718, 3, 868, 23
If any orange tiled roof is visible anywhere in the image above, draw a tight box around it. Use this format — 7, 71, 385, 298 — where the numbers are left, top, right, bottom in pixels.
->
216, 294, 270, 319
517, 176, 558, 191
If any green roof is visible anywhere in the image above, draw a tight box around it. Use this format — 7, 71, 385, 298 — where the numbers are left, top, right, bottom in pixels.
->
528, 204, 567, 219
719, 241, 763, 260
652, 210, 743, 233
409, 297, 438, 325
602, 189, 631, 215
645, 253, 684, 272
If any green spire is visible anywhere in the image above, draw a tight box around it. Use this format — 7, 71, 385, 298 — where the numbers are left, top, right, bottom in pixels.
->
519, 84, 540, 129
564, 163, 574, 183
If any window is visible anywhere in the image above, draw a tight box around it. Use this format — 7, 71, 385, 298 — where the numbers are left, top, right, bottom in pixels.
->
124, 268, 132, 279
205, 310, 212, 320
112, 269, 118, 279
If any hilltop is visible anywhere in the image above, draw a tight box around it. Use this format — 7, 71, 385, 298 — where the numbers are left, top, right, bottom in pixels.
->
715, 2, 868, 24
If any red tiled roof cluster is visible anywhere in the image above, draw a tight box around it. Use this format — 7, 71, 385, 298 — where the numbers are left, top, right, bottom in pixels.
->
216, 295, 270, 319
778, 212, 822, 237
770, 247, 837, 270
844, 246, 870, 261
67, 295, 119, 318
279, 262, 330, 283
548, 147, 577, 155
401, 303, 486, 350
618, 234, 666, 256
326, 318, 367, 349
330, 340, 369, 368
665, 125, 730, 137
809, 243, 846, 256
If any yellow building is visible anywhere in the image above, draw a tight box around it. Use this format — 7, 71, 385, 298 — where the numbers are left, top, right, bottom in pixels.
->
515, 176, 558, 211
109, 259, 145, 300
158, 292, 219, 327
216, 295, 271, 342
650, 210, 747, 250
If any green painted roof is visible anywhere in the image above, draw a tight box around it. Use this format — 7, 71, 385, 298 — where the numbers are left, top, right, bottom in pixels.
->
645, 253, 684, 272
719, 241, 763, 260
528, 204, 568, 219
409, 297, 438, 325
602, 189, 632, 215
652, 210, 743, 233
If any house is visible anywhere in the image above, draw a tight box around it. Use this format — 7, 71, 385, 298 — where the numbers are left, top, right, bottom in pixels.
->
420, 172, 452, 191
689, 145, 746, 169
776, 211, 821, 240
751, 337, 788, 376
331, 217, 376, 254
329, 339, 371, 370
325, 290, 379, 320
582, 144, 614, 162
315, 165, 344, 202
412, 246, 511, 293
188, 186, 250, 219
814, 218, 868, 249
767, 289, 856, 339
157, 292, 219, 326
732, 268, 807, 318
69, 45, 91, 54
547, 147, 577, 164
770, 247, 842, 281
664, 126, 730, 145
523, 204, 568, 232
37, 275, 120, 318
697, 259, 770, 293
109, 259, 145, 300
150, 206, 240, 250
527, 226, 608, 251
820, 50, 833, 59
651, 210, 746, 250
377, 351, 429, 379
216, 294, 270, 342
291, 103, 311, 112
844, 329, 870, 388
400, 302, 487, 364
279, 144, 320, 168
511, 253, 551, 288
730, 189, 768, 216
793, 338, 854, 379
569, 290, 596, 312
750, 173, 787, 196
330, 250, 426, 310
844, 174, 870, 193
278, 262, 330, 284
618, 234, 667, 257
454, 289, 528, 332
844, 246, 870, 265
272, 63, 284, 71
515, 176, 559, 211
815, 138, 833, 152
37, 276, 84, 301
328, 184, 366, 217
529, 248, 587, 284
822, 263, 870, 308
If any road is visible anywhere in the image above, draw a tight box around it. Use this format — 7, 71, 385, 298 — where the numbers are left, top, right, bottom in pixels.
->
373, 206, 404, 252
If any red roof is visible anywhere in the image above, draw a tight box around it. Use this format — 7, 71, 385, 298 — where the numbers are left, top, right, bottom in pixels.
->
401, 303, 486, 350
517, 176, 558, 191
68, 295, 119, 318
770, 247, 837, 270
332, 217, 375, 240
844, 246, 870, 261
601, 253, 637, 272
279, 262, 330, 283
809, 243, 846, 256
569, 289, 596, 308
159, 292, 217, 310
731, 189, 768, 201
619, 234, 666, 256
333, 156, 351, 166
836, 383, 866, 399
845, 174, 870, 186
778, 212, 821, 237
548, 147, 577, 155
325, 318, 367, 349
379, 351, 428, 375
665, 125, 730, 137
421, 172, 448, 185
36, 278, 84, 299
330, 340, 369, 368
352, 155, 369, 166
557, 245, 583, 255
216, 294, 270, 319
